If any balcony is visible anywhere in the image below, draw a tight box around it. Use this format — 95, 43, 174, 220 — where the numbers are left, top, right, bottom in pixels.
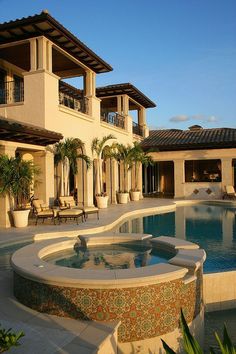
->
101, 112, 125, 129
0, 80, 24, 104
132, 122, 143, 136
59, 82, 88, 114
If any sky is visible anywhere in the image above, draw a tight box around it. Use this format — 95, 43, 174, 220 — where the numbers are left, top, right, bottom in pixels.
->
1, 0, 236, 130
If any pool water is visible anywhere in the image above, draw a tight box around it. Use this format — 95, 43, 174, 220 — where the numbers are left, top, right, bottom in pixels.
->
119, 204, 236, 273
44, 242, 173, 270
0, 241, 32, 270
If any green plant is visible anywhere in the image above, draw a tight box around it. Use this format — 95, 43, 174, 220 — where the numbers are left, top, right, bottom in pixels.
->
0, 155, 39, 210
113, 143, 133, 193
54, 138, 91, 196
0, 324, 24, 353
129, 142, 153, 191
91, 134, 116, 196
161, 309, 236, 354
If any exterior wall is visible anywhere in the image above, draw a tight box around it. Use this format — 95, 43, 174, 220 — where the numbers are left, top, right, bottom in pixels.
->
149, 148, 236, 199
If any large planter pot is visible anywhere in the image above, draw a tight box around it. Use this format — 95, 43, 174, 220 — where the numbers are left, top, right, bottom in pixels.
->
96, 196, 109, 209
130, 191, 140, 201
118, 192, 129, 204
12, 209, 30, 228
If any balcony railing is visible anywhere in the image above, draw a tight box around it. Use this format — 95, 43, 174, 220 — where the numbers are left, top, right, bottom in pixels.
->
59, 91, 89, 114
59, 82, 89, 114
101, 112, 125, 129
0, 80, 24, 104
132, 122, 143, 136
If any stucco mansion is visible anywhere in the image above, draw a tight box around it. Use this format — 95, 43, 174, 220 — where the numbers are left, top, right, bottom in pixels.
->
0, 11, 236, 228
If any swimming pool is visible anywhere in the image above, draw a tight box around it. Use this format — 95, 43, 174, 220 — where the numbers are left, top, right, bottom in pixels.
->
119, 204, 236, 273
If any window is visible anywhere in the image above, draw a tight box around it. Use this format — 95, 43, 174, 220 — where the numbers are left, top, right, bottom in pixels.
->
185, 160, 221, 182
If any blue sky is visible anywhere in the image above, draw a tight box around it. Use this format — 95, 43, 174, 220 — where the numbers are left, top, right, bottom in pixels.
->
1, 0, 236, 130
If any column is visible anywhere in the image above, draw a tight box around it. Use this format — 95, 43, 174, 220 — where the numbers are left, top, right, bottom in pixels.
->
221, 158, 233, 189
33, 150, 55, 206
137, 162, 143, 199
117, 96, 122, 115
84, 70, 100, 118
83, 164, 94, 206
105, 159, 111, 203
0, 145, 16, 228
174, 159, 185, 198
111, 159, 118, 204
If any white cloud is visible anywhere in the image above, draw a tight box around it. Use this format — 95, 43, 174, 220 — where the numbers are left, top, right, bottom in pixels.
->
170, 115, 189, 122
169, 114, 219, 124
206, 115, 218, 122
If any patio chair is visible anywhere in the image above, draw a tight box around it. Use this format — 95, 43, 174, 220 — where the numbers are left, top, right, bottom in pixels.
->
224, 186, 236, 200
59, 196, 99, 220
32, 199, 55, 225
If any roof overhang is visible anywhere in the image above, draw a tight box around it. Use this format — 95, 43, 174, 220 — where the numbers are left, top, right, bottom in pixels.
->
0, 11, 113, 74
0, 117, 63, 146
96, 83, 156, 109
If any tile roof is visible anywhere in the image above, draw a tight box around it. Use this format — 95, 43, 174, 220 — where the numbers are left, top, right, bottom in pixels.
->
96, 83, 156, 108
0, 11, 112, 74
141, 127, 236, 151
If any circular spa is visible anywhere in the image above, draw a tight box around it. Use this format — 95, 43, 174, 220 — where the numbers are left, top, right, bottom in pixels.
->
11, 234, 206, 353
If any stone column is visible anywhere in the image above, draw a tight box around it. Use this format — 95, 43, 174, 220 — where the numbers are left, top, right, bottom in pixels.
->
84, 70, 100, 119
221, 158, 233, 190
105, 159, 111, 203
137, 162, 143, 199
0, 145, 16, 227
174, 159, 185, 199
33, 150, 55, 206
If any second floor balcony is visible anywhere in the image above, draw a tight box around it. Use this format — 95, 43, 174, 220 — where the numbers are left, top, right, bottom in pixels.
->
0, 80, 24, 105
59, 82, 89, 115
132, 121, 143, 136
101, 112, 125, 129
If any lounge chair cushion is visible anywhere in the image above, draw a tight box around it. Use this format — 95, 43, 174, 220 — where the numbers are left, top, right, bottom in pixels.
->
33, 199, 44, 213
226, 185, 236, 195
37, 210, 54, 216
58, 209, 83, 216
83, 207, 99, 213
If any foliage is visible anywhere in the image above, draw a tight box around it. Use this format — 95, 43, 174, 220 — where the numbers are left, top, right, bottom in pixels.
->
53, 138, 91, 196
112, 143, 133, 193
0, 155, 39, 210
0, 324, 24, 353
161, 309, 236, 354
129, 142, 153, 191
91, 134, 116, 195
54, 138, 90, 173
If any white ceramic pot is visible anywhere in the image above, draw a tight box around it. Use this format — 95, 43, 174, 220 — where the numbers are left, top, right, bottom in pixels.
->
96, 196, 109, 209
118, 193, 129, 204
12, 209, 30, 228
130, 191, 140, 201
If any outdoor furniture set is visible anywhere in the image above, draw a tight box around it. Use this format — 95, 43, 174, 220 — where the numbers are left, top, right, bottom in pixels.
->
32, 197, 99, 225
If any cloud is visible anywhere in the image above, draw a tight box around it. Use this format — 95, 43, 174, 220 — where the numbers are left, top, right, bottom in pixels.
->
206, 115, 218, 123
169, 114, 219, 124
169, 115, 189, 122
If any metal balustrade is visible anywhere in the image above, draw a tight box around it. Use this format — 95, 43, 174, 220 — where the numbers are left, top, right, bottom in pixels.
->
132, 121, 143, 136
101, 112, 125, 129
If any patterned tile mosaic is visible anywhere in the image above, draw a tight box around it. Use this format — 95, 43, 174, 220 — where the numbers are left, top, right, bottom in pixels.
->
13, 272, 202, 342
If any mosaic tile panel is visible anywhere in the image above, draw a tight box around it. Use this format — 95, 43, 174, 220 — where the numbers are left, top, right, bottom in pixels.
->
13, 272, 202, 342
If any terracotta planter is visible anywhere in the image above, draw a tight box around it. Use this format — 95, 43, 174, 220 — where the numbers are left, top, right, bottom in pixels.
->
118, 192, 129, 204
130, 191, 140, 201
12, 209, 30, 227
96, 195, 109, 209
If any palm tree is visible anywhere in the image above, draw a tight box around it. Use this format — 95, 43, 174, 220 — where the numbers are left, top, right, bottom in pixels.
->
91, 134, 116, 196
54, 138, 90, 196
130, 142, 153, 191
113, 143, 133, 193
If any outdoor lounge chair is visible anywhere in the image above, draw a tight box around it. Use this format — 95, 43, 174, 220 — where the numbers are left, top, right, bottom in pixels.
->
57, 209, 84, 225
59, 196, 99, 220
224, 186, 236, 200
32, 199, 55, 225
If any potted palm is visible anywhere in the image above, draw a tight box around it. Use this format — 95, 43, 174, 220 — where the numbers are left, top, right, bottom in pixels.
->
91, 134, 116, 208
0, 155, 39, 227
114, 144, 133, 204
129, 142, 153, 201
54, 138, 91, 197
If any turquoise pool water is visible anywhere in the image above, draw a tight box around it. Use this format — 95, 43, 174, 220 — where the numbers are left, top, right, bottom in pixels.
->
45, 242, 173, 270
119, 204, 236, 273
